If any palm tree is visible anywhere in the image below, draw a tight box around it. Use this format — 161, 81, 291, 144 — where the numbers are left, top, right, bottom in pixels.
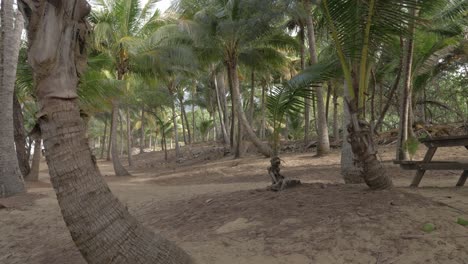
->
0, 0, 25, 197
91, 0, 164, 176
302, 0, 331, 156
177, 0, 297, 158
19, 0, 193, 262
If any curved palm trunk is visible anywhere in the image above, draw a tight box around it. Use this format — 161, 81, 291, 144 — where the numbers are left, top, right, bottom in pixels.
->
0, 1, 25, 197
14, 92, 31, 176
111, 101, 130, 176
227, 59, 272, 158
21, 0, 193, 263
304, 1, 330, 156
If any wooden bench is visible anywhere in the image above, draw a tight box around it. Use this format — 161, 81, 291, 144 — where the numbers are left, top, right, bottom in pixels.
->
393, 135, 468, 187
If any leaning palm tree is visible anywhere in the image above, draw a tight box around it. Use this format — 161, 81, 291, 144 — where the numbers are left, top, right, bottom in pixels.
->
18, 0, 193, 262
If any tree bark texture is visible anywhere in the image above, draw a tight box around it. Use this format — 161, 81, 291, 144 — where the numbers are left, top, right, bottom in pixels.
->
227, 59, 272, 158
13, 92, 31, 176
111, 102, 130, 176
0, 1, 25, 197
180, 98, 191, 145
304, 1, 330, 155
21, 0, 193, 263
341, 82, 365, 184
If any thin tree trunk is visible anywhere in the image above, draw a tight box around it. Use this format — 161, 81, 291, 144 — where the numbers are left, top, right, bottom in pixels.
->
13, 92, 31, 176
25, 139, 41, 182
325, 81, 332, 122
192, 85, 196, 143
126, 106, 132, 166
304, 0, 330, 155
370, 70, 377, 134
332, 86, 339, 143
111, 101, 130, 176
227, 59, 272, 157
248, 69, 255, 125
260, 82, 267, 140
119, 110, 124, 156
100, 116, 108, 159
170, 93, 180, 158
180, 98, 191, 145
180, 101, 187, 145
140, 107, 145, 153
21, 1, 193, 262
106, 114, 112, 161
214, 74, 230, 146
0, 2, 25, 197
374, 55, 403, 133
397, 9, 417, 161
217, 71, 229, 140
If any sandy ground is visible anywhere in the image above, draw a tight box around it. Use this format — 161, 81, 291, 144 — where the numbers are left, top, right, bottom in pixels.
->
0, 143, 467, 264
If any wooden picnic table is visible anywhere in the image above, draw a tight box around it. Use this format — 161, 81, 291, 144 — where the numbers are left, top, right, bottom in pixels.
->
393, 135, 468, 187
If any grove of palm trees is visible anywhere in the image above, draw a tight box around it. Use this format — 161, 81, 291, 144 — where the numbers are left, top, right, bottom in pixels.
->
0, 0, 467, 263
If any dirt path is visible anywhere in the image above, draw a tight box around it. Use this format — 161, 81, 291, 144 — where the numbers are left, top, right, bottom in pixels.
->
0, 145, 467, 264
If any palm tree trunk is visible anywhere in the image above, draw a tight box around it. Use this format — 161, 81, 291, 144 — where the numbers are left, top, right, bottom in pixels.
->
14, 92, 31, 176
180, 102, 187, 145
191, 85, 196, 143
304, 0, 330, 155
170, 95, 180, 158
374, 47, 403, 133
260, 82, 267, 140
100, 116, 108, 159
397, 8, 417, 161
248, 69, 255, 125
111, 101, 131, 176
216, 71, 229, 140
214, 73, 230, 146
126, 106, 132, 166
227, 59, 272, 157
325, 81, 332, 122
341, 82, 365, 184
140, 107, 145, 153
180, 98, 191, 145
0, 2, 25, 197
25, 139, 41, 182
106, 113, 112, 161
332, 87, 339, 143
119, 110, 124, 156
21, 1, 193, 262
